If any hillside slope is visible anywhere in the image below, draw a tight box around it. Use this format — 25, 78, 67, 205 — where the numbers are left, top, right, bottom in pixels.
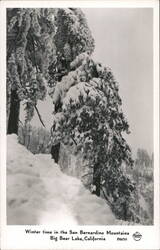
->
7, 135, 116, 225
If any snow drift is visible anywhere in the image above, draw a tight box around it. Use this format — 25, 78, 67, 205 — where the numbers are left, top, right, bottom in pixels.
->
7, 134, 116, 225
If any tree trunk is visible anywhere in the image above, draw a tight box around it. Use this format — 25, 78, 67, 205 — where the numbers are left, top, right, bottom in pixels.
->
7, 89, 20, 134
92, 163, 101, 197
123, 202, 127, 221
51, 143, 60, 163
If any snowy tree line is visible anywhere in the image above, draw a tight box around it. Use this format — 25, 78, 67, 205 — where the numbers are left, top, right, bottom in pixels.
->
7, 8, 153, 224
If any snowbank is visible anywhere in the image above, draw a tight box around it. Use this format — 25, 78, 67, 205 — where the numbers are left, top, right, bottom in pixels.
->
7, 134, 116, 225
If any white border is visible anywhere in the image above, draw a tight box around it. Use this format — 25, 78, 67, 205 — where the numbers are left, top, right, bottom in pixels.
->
0, 0, 159, 8
0, 1, 159, 249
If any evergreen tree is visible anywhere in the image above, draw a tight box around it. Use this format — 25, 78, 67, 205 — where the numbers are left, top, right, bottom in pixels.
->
48, 8, 94, 104
133, 149, 153, 224
7, 8, 94, 134
7, 8, 57, 133
47, 8, 95, 161
51, 53, 139, 222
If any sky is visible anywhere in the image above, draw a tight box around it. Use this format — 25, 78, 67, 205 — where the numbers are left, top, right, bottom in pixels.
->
24, 8, 153, 157
83, 8, 153, 156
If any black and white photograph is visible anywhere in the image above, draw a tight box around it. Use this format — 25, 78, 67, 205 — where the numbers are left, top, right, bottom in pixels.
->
6, 6, 154, 225
0, 1, 159, 249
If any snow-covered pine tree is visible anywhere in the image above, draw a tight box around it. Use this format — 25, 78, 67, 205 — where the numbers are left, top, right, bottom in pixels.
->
51, 53, 139, 222
7, 8, 94, 135
47, 8, 95, 162
48, 8, 95, 104
7, 8, 57, 133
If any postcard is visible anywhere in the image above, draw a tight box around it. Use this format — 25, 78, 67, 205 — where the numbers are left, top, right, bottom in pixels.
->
0, 0, 159, 249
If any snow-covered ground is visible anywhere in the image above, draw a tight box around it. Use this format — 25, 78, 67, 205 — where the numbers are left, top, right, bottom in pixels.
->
7, 134, 116, 225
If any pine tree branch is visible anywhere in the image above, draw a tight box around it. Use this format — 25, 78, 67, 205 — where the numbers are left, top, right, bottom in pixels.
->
33, 104, 46, 128
70, 135, 77, 145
